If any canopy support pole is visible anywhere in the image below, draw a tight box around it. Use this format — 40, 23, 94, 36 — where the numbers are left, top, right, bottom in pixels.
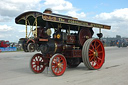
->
99, 28, 101, 33
25, 19, 27, 38
35, 18, 37, 38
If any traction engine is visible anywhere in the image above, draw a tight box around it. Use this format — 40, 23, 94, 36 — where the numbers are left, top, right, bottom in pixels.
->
15, 8, 111, 76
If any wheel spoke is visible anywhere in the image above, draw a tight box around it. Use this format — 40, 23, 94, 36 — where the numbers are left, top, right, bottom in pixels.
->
39, 65, 43, 71
89, 49, 94, 53
38, 65, 40, 70
98, 51, 103, 54
52, 61, 58, 66
97, 57, 102, 61
36, 65, 38, 71
57, 68, 60, 73
59, 68, 62, 72
96, 44, 101, 50
60, 67, 63, 71
58, 58, 61, 63
89, 56, 94, 61
90, 44, 95, 50
89, 53, 93, 57
94, 41, 97, 49
52, 65, 58, 69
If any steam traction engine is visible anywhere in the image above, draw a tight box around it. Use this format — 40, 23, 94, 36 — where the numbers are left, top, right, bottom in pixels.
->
15, 9, 111, 76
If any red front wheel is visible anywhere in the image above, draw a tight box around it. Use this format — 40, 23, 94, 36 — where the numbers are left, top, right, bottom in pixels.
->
82, 38, 105, 69
30, 53, 46, 73
49, 54, 67, 76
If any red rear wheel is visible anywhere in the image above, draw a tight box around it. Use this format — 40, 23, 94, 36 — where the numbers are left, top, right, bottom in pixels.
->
49, 54, 67, 76
30, 53, 45, 73
82, 38, 105, 69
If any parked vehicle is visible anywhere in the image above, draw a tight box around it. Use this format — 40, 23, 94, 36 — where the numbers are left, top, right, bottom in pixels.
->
116, 39, 127, 47
0, 40, 10, 47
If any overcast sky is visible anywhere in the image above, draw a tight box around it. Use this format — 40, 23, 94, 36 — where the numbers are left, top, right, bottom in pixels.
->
0, 0, 128, 42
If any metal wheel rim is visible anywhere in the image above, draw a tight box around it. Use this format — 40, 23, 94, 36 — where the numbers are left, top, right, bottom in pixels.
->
82, 38, 105, 69
50, 54, 67, 76
28, 43, 35, 52
89, 39, 105, 69
30, 53, 45, 73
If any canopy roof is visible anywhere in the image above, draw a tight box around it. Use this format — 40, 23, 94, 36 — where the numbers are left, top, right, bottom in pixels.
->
15, 11, 111, 30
